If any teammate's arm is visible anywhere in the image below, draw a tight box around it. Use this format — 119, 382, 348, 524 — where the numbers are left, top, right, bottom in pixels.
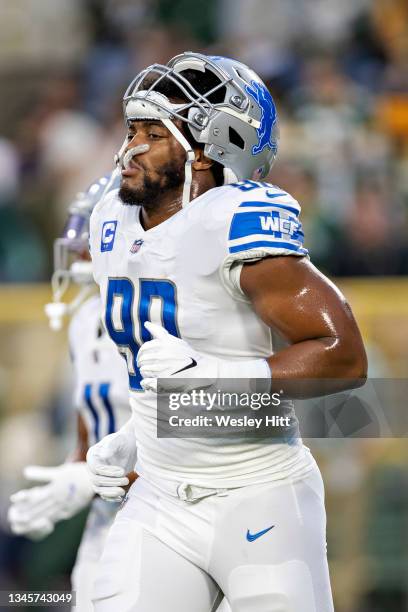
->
240, 255, 367, 388
69, 413, 90, 462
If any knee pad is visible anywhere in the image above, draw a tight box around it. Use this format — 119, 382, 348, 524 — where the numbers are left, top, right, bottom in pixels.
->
227, 561, 317, 612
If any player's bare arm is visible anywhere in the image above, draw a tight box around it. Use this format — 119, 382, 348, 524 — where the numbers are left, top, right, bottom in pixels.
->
69, 413, 90, 462
241, 255, 367, 389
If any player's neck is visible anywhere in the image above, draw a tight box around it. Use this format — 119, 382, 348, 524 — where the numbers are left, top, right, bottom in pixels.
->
140, 173, 216, 230
140, 188, 182, 230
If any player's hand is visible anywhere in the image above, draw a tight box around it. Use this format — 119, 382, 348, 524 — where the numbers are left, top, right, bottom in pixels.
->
137, 322, 216, 393
8, 462, 94, 540
86, 419, 137, 502
138, 322, 271, 394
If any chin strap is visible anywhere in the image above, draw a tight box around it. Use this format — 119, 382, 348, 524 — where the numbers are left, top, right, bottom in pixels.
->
160, 118, 196, 208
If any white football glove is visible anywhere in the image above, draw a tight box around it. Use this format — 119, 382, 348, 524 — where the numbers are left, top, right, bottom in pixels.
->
137, 321, 271, 394
86, 417, 137, 502
8, 462, 94, 540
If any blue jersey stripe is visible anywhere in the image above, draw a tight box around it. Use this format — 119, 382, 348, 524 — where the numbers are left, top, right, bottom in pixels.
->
229, 211, 285, 241
99, 382, 116, 435
238, 201, 300, 215
84, 384, 100, 441
229, 240, 308, 254
229, 210, 303, 245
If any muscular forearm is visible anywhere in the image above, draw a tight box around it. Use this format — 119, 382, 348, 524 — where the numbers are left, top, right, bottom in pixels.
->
266, 336, 366, 396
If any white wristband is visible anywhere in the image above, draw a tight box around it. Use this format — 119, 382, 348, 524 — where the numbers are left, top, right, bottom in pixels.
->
215, 358, 271, 393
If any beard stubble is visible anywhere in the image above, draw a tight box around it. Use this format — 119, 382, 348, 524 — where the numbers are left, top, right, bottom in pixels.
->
119, 158, 184, 211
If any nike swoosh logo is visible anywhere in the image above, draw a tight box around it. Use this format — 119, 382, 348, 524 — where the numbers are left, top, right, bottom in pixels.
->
266, 192, 287, 198
246, 525, 275, 542
171, 358, 198, 375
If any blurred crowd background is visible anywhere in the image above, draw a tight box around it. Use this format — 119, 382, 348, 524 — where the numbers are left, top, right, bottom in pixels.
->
1, 0, 408, 281
0, 1, 407, 611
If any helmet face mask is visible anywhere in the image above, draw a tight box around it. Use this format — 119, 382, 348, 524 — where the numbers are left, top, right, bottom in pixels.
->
46, 174, 119, 330
123, 52, 279, 185
52, 208, 93, 299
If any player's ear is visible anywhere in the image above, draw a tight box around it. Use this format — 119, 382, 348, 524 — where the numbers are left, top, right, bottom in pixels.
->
192, 147, 213, 171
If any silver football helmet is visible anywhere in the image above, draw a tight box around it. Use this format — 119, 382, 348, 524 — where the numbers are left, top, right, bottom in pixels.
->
121, 52, 279, 205
45, 172, 119, 330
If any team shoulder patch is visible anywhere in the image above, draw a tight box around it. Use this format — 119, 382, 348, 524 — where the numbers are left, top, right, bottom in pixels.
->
227, 181, 307, 256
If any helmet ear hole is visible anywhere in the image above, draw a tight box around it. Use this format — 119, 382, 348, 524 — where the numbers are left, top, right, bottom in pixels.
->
229, 127, 245, 150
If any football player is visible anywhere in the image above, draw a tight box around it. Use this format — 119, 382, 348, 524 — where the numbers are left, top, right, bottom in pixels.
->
8, 177, 134, 611
87, 53, 367, 611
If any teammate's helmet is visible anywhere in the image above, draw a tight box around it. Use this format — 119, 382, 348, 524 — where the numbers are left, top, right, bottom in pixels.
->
45, 173, 119, 330
123, 52, 279, 187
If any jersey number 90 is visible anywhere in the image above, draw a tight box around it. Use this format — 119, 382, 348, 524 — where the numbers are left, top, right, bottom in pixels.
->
105, 278, 179, 390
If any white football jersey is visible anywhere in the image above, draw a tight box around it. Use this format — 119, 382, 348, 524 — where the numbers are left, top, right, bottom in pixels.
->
89, 180, 314, 489
69, 295, 130, 446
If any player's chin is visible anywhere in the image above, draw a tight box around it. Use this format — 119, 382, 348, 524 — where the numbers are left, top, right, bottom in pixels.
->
118, 182, 142, 206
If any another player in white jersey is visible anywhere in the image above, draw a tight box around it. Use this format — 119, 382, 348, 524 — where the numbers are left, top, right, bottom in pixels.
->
8, 180, 132, 611
67, 293, 132, 611
87, 53, 367, 611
